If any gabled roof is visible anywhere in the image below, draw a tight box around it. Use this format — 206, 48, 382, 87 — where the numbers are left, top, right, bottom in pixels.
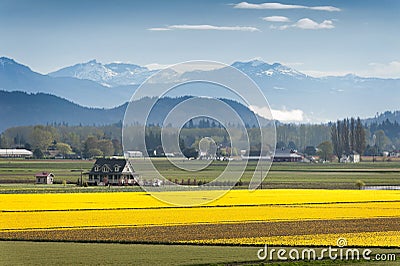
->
274, 148, 303, 158
0, 149, 33, 156
90, 158, 127, 173
35, 172, 53, 177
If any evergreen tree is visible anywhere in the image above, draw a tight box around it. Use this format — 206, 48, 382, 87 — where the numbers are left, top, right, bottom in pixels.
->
354, 118, 366, 156
350, 118, 355, 151
331, 121, 343, 162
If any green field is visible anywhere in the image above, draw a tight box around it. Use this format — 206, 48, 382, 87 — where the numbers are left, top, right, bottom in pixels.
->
0, 158, 399, 192
0, 241, 397, 265
1, 158, 400, 190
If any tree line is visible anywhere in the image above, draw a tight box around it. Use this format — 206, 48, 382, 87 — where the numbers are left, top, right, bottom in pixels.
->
0, 117, 398, 159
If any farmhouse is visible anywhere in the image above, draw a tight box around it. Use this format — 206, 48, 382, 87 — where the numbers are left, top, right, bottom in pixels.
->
35, 172, 54, 184
0, 149, 33, 158
87, 158, 139, 186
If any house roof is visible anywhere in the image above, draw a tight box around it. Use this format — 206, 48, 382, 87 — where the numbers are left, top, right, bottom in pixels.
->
35, 172, 53, 177
89, 158, 128, 173
274, 148, 303, 158
0, 149, 33, 156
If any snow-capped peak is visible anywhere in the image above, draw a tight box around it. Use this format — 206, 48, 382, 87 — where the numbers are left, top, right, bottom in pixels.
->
49, 60, 157, 87
0, 57, 19, 67
0, 57, 34, 73
231, 59, 305, 78
0, 57, 15, 64
249, 59, 265, 67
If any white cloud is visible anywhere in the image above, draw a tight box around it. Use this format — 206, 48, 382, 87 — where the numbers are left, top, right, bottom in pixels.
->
302, 61, 400, 79
363, 61, 400, 78
271, 108, 304, 122
273, 86, 287, 90
271, 18, 335, 30
294, 18, 334, 29
262, 16, 290, 22
145, 63, 171, 70
281, 61, 304, 67
234, 2, 341, 12
147, 27, 171, 31
249, 105, 304, 122
301, 70, 350, 77
148, 24, 260, 32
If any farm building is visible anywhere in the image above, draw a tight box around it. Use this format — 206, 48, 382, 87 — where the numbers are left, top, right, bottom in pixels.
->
241, 155, 272, 161
273, 148, 304, 162
35, 172, 54, 184
340, 151, 360, 163
87, 158, 139, 186
0, 149, 33, 158
124, 151, 143, 158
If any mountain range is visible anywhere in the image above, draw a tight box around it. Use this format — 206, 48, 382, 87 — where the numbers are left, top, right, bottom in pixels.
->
0, 91, 263, 132
49, 59, 157, 87
1, 56, 399, 124
0, 57, 136, 107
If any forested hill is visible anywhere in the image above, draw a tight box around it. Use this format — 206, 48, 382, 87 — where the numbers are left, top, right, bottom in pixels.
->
364, 111, 400, 125
0, 91, 264, 132
0, 91, 126, 131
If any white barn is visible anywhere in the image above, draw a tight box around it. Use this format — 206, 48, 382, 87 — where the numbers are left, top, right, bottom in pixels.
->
0, 149, 33, 158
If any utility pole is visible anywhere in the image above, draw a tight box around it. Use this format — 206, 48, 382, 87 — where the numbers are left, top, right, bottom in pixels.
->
71, 169, 84, 186
372, 134, 376, 163
260, 162, 263, 190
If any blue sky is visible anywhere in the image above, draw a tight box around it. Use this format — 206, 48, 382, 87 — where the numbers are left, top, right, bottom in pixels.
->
1, 0, 399, 77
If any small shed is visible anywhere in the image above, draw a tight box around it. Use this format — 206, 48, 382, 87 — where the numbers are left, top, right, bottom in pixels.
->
35, 172, 54, 184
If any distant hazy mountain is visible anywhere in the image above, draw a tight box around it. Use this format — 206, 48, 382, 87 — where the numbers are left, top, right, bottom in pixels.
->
0, 57, 135, 108
229, 60, 400, 122
0, 90, 126, 132
231, 59, 307, 79
0, 91, 264, 132
1, 56, 400, 122
41, 58, 400, 122
364, 110, 400, 125
49, 59, 157, 87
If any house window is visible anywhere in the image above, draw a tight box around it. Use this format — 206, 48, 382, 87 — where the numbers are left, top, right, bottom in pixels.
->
102, 166, 109, 172
114, 166, 119, 172
94, 165, 99, 172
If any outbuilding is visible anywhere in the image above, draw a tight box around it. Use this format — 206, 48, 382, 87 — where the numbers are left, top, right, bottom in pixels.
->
0, 149, 33, 158
35, 172, 54, 184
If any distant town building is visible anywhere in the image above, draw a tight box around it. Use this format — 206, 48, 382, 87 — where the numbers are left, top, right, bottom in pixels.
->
87, 158, 139, 186
35, 172, 54, 184
241, 155, 272, 161
240, 148, 304, 162
340, 151, 360, 163
124, 151, 143, 158
273, 148, 303, 162
0, 149, 33, 158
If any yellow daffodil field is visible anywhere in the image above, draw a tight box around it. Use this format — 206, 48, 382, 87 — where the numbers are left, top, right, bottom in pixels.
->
1, 189, 399, 247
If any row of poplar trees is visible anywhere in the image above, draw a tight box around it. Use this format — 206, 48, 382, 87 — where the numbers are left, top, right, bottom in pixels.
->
331, 117, 366, 162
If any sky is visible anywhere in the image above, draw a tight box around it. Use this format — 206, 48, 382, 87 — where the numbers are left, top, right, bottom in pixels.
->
0, 0, 399, 78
